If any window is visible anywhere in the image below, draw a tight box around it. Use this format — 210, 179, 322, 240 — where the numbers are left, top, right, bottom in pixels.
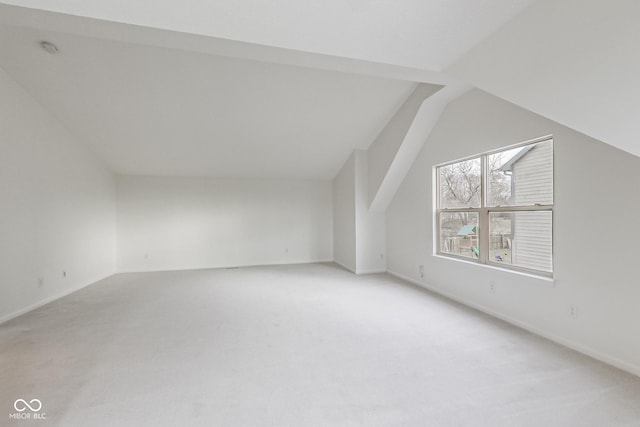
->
435, 137, 553, 276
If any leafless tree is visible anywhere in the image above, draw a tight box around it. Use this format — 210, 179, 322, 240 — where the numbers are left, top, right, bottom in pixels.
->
487, 154, 511, 207
439, 159, 481, 208
439, 155, 512, 237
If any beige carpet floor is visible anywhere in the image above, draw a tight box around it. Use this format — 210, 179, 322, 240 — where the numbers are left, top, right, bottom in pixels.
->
1, 263, 640, 426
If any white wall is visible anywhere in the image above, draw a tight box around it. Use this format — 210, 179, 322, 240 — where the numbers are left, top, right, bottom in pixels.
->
333, 151, 385, 274
0, 66, 116, 323
387, 89, 640, 375
117, 176, 333, 272
354, 151, 385, 274
367, 83, 437, 205
368, 84, 471, 212
332, 153, 356, 272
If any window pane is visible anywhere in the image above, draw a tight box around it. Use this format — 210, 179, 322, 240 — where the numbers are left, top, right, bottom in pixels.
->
489, 211, 552, 273
439, 212, 479, 259
439, 158, 481, 208
487, 140, 553, 207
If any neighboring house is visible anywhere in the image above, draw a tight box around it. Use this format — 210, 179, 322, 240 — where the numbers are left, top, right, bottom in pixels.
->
500, 140, 553, 272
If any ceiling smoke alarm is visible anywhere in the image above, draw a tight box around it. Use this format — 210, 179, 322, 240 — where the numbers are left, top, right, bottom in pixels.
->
40, 41, 59, 54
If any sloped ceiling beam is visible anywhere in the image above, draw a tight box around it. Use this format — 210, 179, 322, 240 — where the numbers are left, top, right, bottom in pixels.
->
367, 83, 442, 207
368, 84, 471, 212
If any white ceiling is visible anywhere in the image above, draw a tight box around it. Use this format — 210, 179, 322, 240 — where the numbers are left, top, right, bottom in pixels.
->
5, 0, 637, 180
448, 0, 640, 159
0, 0, 537, 71
0, 23, 420, 179
0, 0, 541, 180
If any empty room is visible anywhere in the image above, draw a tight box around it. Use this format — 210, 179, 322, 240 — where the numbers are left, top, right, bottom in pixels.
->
2, 1, 640, 426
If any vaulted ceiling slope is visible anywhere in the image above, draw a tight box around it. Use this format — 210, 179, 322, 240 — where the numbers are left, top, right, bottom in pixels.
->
0, 0, 537, 71
0, 1, 540, 179
2, 0, 637, 181
448, 0, 640, 159
0, 21, 419, 179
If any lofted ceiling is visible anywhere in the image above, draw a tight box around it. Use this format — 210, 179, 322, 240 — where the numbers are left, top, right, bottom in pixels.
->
0, 0, 537, 71
447, 0, 640, 159
2, 0, 638, 181
0, 22, 422, 179
0, 0, 538, 180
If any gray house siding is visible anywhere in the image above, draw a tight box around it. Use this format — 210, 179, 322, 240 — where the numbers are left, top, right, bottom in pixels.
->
511, 139, 553, 272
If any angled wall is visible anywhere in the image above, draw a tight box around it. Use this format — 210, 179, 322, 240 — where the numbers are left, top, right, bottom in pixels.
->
333, 150, 385, 274
447, 0, 640, 159
354, 151, 386, 274
367, 83, 441, 205
335, 82, 469, 274
386, 89, 640, 375
0, 66, 116, 323
368, 84, 470, 212
333, 153, 356, 272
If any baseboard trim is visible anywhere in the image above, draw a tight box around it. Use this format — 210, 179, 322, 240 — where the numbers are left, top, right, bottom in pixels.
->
331, 261, 385, 275
116, 259, 335, 274
387, 269, 640, 378
0, 272, 114, 325
332, 260, 356, 274
356, 268, 387, 275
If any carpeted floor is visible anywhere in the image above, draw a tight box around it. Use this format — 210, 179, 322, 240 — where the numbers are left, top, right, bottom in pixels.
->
2, 263, 639, 426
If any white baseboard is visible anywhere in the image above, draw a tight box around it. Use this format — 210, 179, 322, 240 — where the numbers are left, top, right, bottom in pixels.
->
116, 259, 335, 274
333, 260, 356, 274
332, 261, 385, 275
0, 272, 114, 325
356, 268, 387, 275
387, 269, 640, 378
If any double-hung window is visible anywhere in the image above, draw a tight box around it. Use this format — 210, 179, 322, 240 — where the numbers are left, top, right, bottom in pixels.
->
435, 136, 553, 277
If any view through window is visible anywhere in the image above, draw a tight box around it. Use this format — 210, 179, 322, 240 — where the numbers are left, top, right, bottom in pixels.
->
435, 137, 553, 276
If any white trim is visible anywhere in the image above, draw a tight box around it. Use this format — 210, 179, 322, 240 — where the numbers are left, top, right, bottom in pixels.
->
333, 259, 357, 274
386, 269, 640, 378
355, 268, 387, 275
332, 261, 384, 275
432, 254, 555, 284
0, 272, 113, 325
117, 259, 335, 274
432, 135, 553, 168
434, 137, 554, 278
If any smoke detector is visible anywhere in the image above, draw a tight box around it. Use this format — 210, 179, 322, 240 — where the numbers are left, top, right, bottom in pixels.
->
40, 41, 59, 55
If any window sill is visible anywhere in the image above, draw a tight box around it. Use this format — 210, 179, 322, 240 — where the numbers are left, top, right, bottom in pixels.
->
432, 254, 555, 284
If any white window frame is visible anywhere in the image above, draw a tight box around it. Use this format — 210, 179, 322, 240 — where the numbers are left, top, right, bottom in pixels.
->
434, 135, 554, 278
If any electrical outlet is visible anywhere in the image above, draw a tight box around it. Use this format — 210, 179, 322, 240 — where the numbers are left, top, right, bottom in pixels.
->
489, 281, 496, 293
568, 304, 579, 319
419, 265, 425, 278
